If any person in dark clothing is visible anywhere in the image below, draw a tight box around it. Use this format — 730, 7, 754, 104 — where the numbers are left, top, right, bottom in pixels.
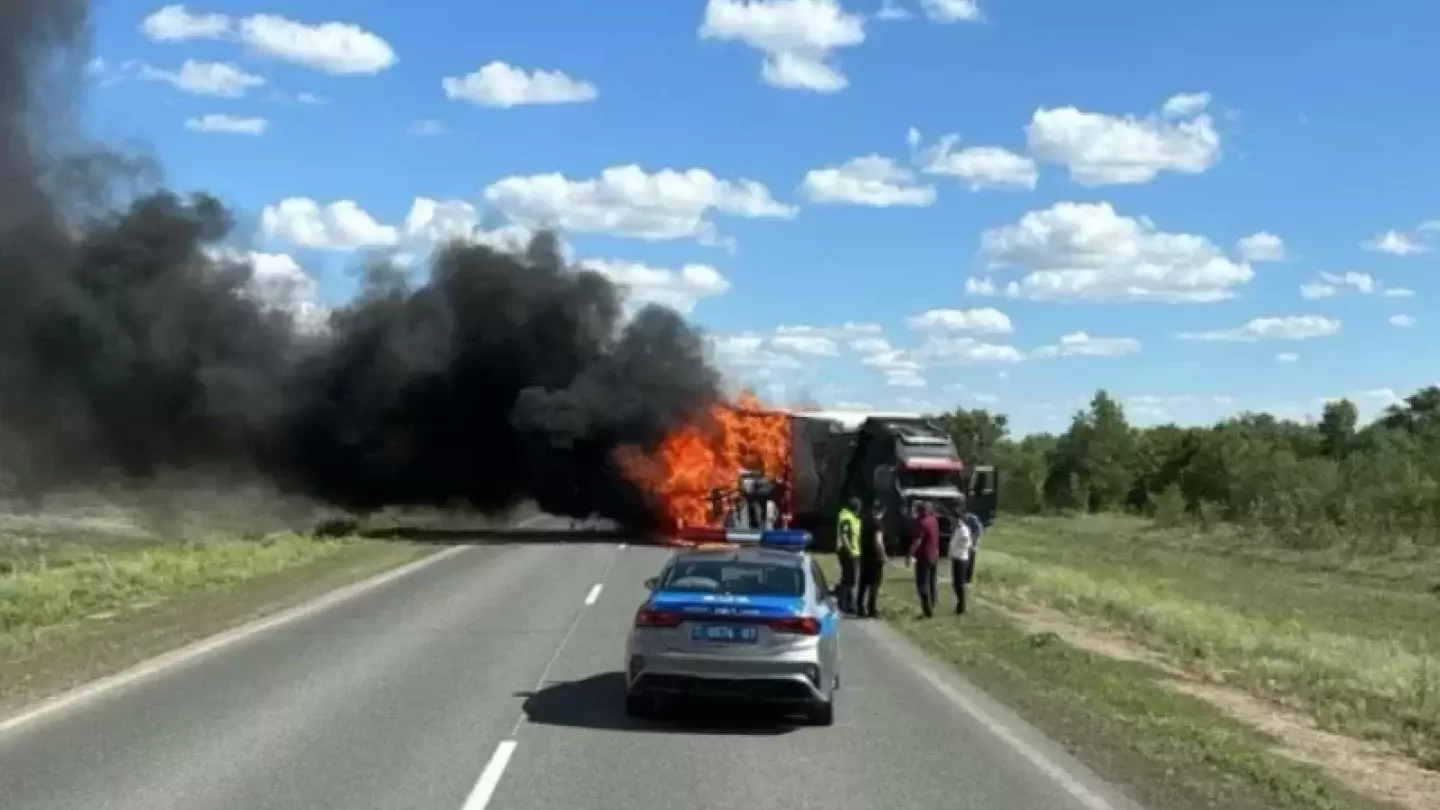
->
908, 501, 941, 618
855, 502, 888, 618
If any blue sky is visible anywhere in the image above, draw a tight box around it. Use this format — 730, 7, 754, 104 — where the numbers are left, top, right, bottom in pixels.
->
85, 1, 1440, 434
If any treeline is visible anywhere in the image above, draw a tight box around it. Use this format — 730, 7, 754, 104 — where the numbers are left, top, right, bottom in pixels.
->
939, 386, 1440, 550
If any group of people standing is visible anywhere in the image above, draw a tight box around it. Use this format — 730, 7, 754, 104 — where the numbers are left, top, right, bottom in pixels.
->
833, 497, 983, 619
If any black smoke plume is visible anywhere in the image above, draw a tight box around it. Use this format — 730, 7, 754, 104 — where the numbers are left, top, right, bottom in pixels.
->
0, 0, 722, 527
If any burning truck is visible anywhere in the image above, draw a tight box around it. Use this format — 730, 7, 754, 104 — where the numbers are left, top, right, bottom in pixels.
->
626, 398, 997, 553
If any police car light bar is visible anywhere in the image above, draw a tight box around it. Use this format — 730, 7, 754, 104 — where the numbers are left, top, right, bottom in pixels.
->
673, 526, 810, 550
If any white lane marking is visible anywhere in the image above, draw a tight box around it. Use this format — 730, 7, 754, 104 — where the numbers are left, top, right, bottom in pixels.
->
584, 583, 603, 606
618, 543, 627, 550
864, 623, 1131, 810
0, 513, 553, 738
460, 739, 518, 810
508, 546, 622, 736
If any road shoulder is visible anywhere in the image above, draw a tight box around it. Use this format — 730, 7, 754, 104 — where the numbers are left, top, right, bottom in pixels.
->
821, 557, 1398, 810
0, 539, 436, 723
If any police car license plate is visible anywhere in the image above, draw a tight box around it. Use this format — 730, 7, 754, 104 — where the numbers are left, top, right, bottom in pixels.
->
693, 625, 759, 643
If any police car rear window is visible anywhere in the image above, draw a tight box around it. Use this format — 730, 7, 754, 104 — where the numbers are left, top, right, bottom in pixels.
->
661, 559, 804, 597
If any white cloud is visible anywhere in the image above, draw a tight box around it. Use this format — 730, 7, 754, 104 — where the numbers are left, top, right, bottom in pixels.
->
1178, 315, 1341, 342
400, 197, 535, 254
921, 0, 982, 22
1032, 332, 1141, 358
970, 392, 999, 404
862, 348, 924, 373
914, 336, 1025, 363
710, 334, 805, 370
1274, 352, 1299, 363
848, 336, 892, 353
802, 155, 936, 206
770, 334, 841, 356
1362, 229, 1428, 256
969, 201, 1253, 303
1237, 231, 1285, 262
581, 260, 732, 314
244, 251, 328, 333
141, 7, 395, 76
138, 60, 264, 97
238, 14, 397, 75
911, 131, 1038, 191
483, 165, 796, 243
261, 198, 398, 250
141, 5, 231, 41
886, 370, 928, 387
699, 0, 866, 93
905, 307, 1013, 333
184, 114, 268, 134
1161, 92, 1211, 118
442, 61, 598, 107
876, 0, 912, 19
1299, 271, 1409, 300
776, 322, 882, 340
406, 119, 448, 135
1026, 93, 1221, 186
1389, 314, 1416, 328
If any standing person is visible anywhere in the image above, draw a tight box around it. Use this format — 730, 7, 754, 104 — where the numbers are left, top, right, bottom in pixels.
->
834, 497, 861, 613
855, 502, 888, 618
962, 509, 984, 586
908, 501, 941, 619
948, 516, 974, 615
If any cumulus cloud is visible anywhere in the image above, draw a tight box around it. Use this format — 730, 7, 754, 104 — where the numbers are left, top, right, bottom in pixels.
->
483, 165, 796, 243
905, 307, 1013, 333
580, 260, 731, 315
138, 59, 265, 97
442, 61, 598, 107
699, 0, 866, 93
802, 155, 936, 206
709, 334, 806, 371
913, 336, 1025, 364
1299, 271, 1409, 299
1031, 332, 1141, 358
910, 129, 1037, 191
967, 201, 1252, 303
1177, 315, 1340, 342
1389, 314, 1416, 328
185, 114, 268, 134
876, 0, 912, 20
1237, 231, 1285, 262
921, 0, 982, 22
1362, 229, 1428, 256
140, 6, 398, 75
1026, 92, 1221, 186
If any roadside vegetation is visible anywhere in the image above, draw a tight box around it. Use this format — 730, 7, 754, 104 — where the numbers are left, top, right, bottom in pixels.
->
875, 385, 1440, 809
0, 493, 528, 714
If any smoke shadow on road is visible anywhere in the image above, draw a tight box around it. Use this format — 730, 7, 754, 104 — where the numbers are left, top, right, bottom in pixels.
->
358, 526, 641, 546
518, 672, 800, 735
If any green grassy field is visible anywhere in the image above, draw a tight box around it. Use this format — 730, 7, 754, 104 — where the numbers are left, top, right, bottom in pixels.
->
822, 514, 1440, 810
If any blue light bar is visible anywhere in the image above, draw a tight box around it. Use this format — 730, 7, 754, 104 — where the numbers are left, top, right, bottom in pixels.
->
758, 529, 811, 551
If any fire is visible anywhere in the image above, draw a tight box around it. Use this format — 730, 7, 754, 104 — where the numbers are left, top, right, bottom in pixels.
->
619, 391, 791, 531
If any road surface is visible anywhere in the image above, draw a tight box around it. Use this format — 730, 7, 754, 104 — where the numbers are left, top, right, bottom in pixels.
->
0, 516, 1141, 810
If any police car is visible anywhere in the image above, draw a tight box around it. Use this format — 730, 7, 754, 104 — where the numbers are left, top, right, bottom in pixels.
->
623, 528, 841, 726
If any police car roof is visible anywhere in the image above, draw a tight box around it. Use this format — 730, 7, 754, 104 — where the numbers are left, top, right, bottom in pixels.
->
672, 545, 806, 567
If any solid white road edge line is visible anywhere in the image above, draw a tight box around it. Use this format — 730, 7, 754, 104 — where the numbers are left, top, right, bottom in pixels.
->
584, 583, 603, 606
0, 512, 554, 738
460, 740, 518, 810
863, 622, 1134, 810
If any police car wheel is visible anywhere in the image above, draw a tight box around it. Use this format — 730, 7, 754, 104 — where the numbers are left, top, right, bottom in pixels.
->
806, 700, 835, 727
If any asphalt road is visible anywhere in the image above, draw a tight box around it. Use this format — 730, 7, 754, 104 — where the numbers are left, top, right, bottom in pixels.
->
0, 516, 1142, 810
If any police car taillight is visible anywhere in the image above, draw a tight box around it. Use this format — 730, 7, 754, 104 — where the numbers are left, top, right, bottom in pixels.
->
634, 607, 682, 628
768, 616, 820, 635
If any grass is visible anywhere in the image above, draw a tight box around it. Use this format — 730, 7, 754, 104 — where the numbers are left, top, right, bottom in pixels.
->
818, 517, 1434, 810
977, 514, 1440, 770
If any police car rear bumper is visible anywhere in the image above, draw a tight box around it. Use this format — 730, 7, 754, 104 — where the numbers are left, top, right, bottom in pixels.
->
626, 654, 828, 703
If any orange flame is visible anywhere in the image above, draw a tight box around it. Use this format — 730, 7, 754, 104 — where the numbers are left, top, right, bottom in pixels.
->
618, 391, 792, 531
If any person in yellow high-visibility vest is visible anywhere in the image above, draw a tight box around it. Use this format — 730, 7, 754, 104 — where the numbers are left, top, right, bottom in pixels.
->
835, 497, 862, 613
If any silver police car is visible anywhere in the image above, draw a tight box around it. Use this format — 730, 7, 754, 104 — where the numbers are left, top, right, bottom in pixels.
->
623, 531, 841, 725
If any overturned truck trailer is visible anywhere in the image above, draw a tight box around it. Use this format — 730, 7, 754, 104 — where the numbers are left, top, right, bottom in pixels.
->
786, 411, 997, 553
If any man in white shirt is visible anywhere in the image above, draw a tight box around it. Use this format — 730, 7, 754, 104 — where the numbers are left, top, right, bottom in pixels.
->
948, 519, 974, 615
